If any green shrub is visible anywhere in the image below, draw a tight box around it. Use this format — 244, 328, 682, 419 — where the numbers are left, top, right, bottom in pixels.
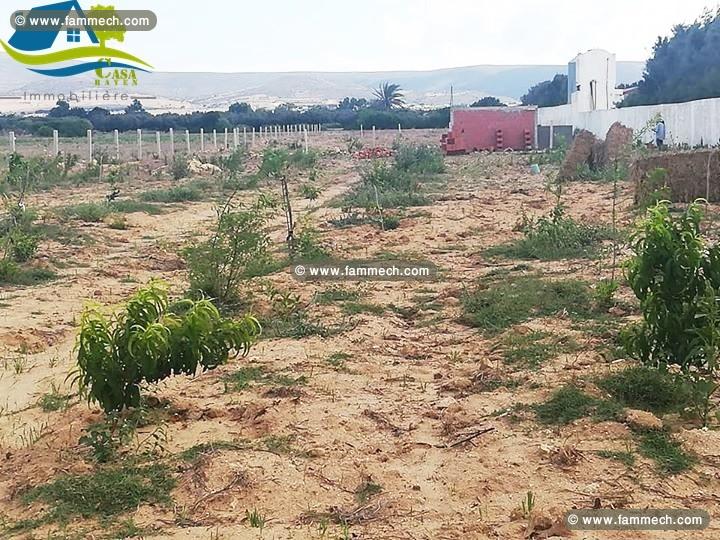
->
288, 148, 318, 169
23, 464, 175, 520
58, 202, 110, 222
315, 286, 360, 304
637, 430, 694, 474
110, 200, 163, 215
184, 196, 274, 304
343, 161, 429, 210
624, 202, 720, 370
0, 259, 56, 285
594, 278, 619, 309
74, 281, 261, 413
140, 185, 204, 203
636, 167, 671, 209
171, 154, 190, 180
300, 183, 322, 201
294, 225, 330, 261
393, 143, 445, 174
486, 204, 611, 260
461, 275, 594, 334
597, 366, 690, 414
535, 385, 622, 425
8, 231, 39, 262
212, 148, 246, 178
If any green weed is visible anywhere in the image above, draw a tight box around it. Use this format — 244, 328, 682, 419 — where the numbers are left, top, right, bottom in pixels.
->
461, 276, 594, 334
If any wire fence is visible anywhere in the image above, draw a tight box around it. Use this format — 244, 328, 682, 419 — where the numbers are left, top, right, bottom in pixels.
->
0, 124, 421, 163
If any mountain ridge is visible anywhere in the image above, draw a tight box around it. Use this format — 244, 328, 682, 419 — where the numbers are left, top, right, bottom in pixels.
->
0, 57, 645, 111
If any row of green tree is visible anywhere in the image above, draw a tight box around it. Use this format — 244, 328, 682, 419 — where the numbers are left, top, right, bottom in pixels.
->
0, 82, 445, 137
0, 83, 451, 137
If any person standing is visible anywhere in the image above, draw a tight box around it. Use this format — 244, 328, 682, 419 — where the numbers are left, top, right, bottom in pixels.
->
654, 118, 666, 150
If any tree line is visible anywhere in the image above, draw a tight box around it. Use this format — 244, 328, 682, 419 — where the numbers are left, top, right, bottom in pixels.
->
0, 82, 449, 138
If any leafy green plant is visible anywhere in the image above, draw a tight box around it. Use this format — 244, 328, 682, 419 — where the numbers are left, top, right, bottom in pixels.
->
22, 464, 175, 521
596, 448, 635, 467
7, 231, 38, 262
294, 224, 330, 261
212, 148, 246, 178
636, 430, 694, 474
140, 185, 204, 203
245, 509, 266, 529
500, 330, 579, 370
594, 279, 619, 309
487, 203, 611, 260
259, 148, 296, 251
624, 202, 720, 370
0, 259, 55, 285
461, 275, 594, 334
74, 281, 261, 413
300, 183, 322, 201
393, 143, 445, 174
171, 154, 190, 180
184, 195, 275, 304
596, 366, 690, 415
79, 414, 137, 462
534, 385, 622, 425
354, 481, 382, 504
636, 167, 671, 208
351, 160, 429, 210
38, 384, 71, 412
521, 491, 536, 518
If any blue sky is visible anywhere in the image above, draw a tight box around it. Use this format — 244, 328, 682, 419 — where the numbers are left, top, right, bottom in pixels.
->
4, 0, 718, 72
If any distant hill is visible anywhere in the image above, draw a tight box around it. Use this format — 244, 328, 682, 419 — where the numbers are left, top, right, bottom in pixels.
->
0, 57, 645, 112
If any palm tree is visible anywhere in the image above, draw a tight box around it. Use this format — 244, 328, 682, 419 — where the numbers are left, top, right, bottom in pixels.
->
373, 82, 405, 110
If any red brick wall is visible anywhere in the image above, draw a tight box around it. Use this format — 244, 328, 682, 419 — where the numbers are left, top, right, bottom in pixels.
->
442, 107, 537, 154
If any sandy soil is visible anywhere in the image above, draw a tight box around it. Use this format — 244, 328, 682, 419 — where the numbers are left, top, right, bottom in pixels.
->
0, 130, 718, 539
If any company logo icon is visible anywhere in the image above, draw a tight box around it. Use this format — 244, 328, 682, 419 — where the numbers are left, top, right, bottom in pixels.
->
1, 1, 153, 83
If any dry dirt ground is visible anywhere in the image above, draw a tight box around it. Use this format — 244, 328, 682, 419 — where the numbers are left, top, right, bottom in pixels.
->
0, 130, 719, 539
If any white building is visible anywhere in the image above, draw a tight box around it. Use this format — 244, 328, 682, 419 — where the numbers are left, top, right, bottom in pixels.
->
567, 49, 622, 112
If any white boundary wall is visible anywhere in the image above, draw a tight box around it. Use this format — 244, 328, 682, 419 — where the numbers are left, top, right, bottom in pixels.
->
538, 97, 720, 147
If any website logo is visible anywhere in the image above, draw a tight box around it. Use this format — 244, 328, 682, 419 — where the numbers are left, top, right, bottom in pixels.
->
1, 1, 154, 84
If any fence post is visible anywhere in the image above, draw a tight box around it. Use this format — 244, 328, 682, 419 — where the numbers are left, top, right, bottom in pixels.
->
185, 130, 190, 153
200, 128, 205, 152
243, 127, 247, 146
169, 128, 175, 156
372, 126, 376, 145
137, 129, 142, 160
360, 124, 363, 138
252, 127, 255, 145
156, 131, 162, 158
213, 129, 218, 150
52, 130, 59, 155
114, 129, 119, 161
87, 129, 93, 161
549, 122, 555, 150
398, 123, 402, 135
304, 127, 309, 153
224, 128, 229, 149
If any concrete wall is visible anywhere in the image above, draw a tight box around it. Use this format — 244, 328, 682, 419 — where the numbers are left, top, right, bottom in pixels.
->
538, 96, 720, 147
568, 49, 618, 112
